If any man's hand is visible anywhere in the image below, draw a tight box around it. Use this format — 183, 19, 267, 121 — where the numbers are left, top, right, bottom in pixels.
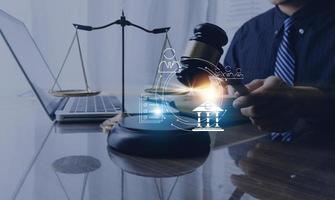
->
232, 76, 299, 132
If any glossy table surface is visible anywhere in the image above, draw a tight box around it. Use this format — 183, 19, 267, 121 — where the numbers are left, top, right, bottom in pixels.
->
1, 96, 335, 200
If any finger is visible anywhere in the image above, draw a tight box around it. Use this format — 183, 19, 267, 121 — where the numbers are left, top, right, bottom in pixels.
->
233, 95, 252, 108
240, 102, 289, 118
238, 93, 295, 117
234, 79, 264, 96
233, 78, 277, 108
254, 76, 288, 93
264, 75, 285, 86
240, 104, 274, 118
245, 79, 264, 92
244, 76, 290, 99
241, 106, 256, 117
233, 93, 269, 109
233, 77, 293, 109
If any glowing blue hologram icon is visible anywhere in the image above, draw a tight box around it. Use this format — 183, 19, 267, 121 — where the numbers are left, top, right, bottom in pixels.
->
192, 101, 226, 132
158, 48, 182, 74
139, 93, 164, 124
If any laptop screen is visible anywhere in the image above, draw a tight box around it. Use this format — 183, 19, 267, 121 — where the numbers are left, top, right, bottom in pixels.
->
0, 9, 62, 119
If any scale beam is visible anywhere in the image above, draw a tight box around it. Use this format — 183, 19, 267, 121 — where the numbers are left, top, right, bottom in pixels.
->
72, 11, 170, 113
73, 13, 170, 34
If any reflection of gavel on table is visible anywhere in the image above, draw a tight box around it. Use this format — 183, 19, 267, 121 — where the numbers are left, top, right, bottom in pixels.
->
231, 142, 335, 200
177, 23, 249, 95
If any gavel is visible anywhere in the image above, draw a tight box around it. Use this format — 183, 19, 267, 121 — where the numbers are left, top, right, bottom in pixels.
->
177, 23, 249, 95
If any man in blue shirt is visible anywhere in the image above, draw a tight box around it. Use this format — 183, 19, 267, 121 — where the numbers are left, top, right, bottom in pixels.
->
225, 0, 335, 135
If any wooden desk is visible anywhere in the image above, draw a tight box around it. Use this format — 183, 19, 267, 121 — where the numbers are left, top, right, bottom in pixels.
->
1, 96, 334, 200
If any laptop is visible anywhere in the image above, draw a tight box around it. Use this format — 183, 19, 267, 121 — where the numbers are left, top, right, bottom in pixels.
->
0, 9, 121, 122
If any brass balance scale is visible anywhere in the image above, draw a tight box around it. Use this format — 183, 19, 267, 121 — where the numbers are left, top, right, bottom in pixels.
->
49, 11, 187, 102
48, 12, 207, 157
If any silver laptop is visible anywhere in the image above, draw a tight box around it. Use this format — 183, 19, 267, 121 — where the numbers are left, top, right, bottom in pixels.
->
0, 9, 121, 122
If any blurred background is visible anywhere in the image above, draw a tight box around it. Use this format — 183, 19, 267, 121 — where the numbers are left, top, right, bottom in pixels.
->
0, 0, 272, 99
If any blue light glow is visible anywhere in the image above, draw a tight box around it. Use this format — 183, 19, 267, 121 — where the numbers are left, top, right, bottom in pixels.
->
153, 108, 163, 116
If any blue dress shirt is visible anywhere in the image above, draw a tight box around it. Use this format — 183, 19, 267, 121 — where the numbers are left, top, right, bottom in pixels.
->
224, 0, 335, 131
224, 1, 335, 94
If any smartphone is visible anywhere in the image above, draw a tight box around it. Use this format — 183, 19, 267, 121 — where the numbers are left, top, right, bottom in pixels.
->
226, 79, 249, 96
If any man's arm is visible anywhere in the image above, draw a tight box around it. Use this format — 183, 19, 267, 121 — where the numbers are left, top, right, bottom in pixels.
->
233, 76, 335, 132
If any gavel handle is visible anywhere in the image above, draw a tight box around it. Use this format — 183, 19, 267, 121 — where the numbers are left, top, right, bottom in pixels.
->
226, 79, 250, 96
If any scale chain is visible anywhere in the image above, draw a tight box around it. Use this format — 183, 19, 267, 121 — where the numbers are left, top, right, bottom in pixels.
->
50, 27, 91, 93
50, 29, 77, 92
75, 29, 90, 92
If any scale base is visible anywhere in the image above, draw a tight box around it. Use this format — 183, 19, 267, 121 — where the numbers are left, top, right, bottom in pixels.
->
107, 115, 210, 158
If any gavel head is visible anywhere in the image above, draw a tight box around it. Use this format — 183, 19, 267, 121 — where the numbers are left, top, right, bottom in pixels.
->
177, 23, 228, 88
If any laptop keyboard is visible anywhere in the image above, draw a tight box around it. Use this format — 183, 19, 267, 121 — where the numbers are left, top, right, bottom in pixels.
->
69, 96, 121, 113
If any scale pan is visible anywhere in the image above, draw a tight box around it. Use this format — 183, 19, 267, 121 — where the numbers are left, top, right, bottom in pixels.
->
145, 88, 189, 95
50, 90, 101, 97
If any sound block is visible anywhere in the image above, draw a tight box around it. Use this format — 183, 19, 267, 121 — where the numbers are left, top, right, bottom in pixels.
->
107, 115, 210, 158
